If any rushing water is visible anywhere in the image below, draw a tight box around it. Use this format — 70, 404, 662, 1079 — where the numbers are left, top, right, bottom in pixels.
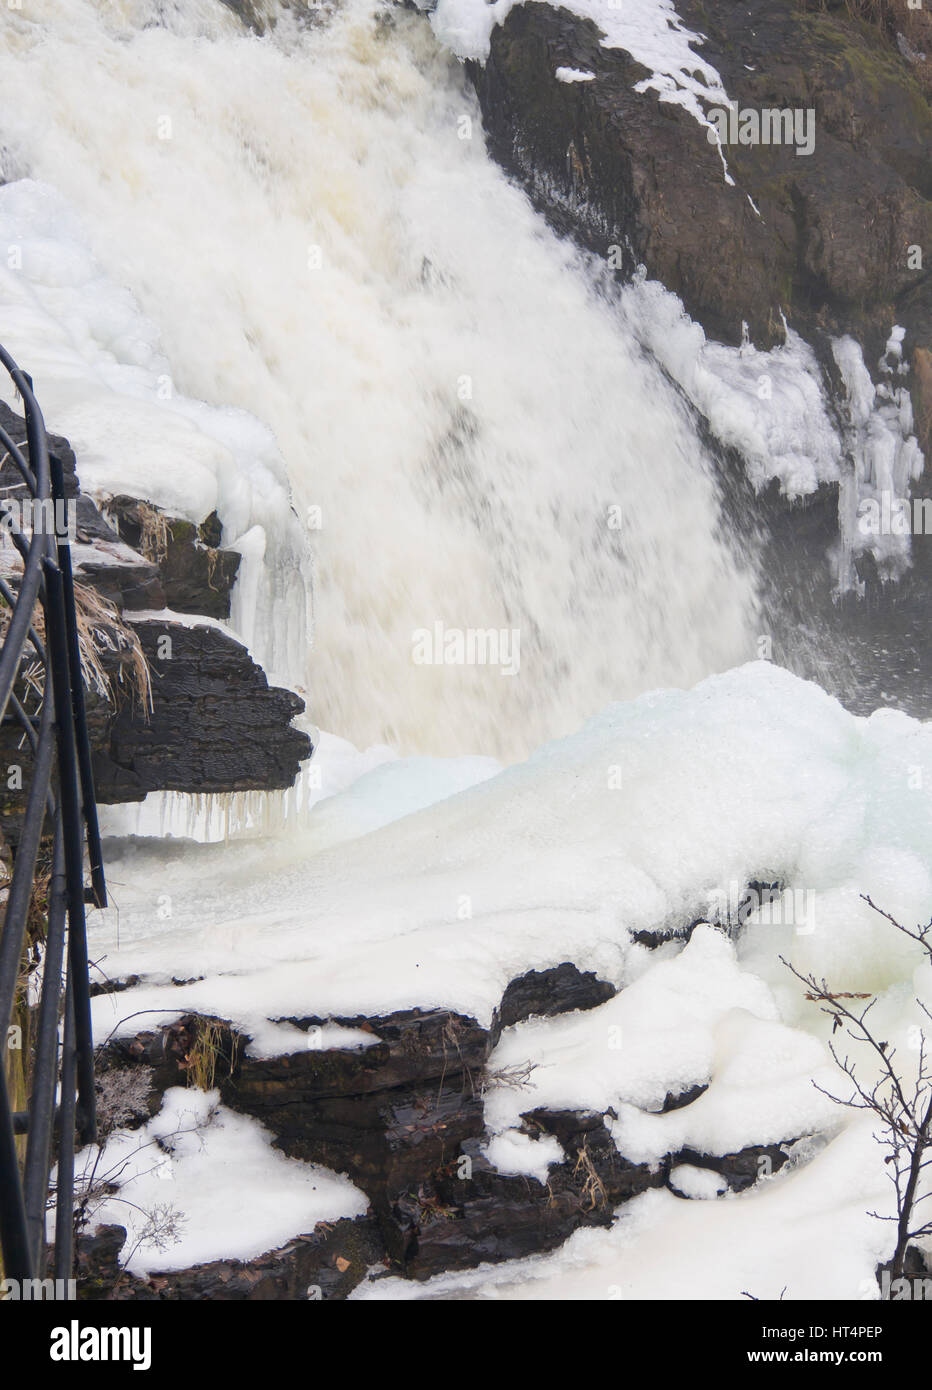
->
0, 0, 757, 760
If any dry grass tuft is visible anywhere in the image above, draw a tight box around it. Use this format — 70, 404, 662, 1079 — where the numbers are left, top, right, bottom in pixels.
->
573, 1140, 608, 1211
130, 500, 171, 567
0, 581, 152, 714
183, 1019, 225, 1092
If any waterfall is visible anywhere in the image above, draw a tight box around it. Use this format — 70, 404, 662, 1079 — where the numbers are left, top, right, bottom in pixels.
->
0, 0, 757, 761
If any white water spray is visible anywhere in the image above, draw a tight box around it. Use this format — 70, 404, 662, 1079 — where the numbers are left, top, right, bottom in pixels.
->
0, 0, 756, 760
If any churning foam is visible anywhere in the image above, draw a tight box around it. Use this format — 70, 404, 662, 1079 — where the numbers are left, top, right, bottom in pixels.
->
0, 0, 756, 759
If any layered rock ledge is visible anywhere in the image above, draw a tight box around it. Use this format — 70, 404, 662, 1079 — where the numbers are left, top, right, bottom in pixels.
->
0, 400, 311, 820
86, 955, 802, 1298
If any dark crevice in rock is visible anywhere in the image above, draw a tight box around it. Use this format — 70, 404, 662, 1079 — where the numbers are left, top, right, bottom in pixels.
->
660, 1082, 710, 1113
672, 1141, 796, 1193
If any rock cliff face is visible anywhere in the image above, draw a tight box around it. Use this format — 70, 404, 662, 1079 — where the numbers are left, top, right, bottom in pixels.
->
465, 0, 931, 372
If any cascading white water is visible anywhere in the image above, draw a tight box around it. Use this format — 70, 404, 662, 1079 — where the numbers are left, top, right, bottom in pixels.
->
0, 0, 757, 760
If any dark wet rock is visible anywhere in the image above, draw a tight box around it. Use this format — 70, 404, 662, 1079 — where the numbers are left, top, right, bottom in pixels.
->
874, 1244, 932, 1298
490, 961, 617, 1045
94, 1005, 807, 1292
521, 1106, 607, 1149
0, 401, 163, 609
99, 1014, 240, 1115
107, 1007, 664, 1281
0, 400, 79, 498
632, 920, 703, 950
266, 1008, 490, 1097
94, 1062, 156, 1136
106, 496, 240, 619
92, 619, 311, 801
394, 1112, 663, 1273
72, 1217, 386, 1301
521, 1107, 660, 1212
673, 1141, 794, 1193
222, 1009, 489, 1204
88, 974, 141, 999
71, 500, 165, 612
904, 1245, 932, 1277
72, 1224, 134, 1300
660, 1082, 709, 1113
914, 345, 932, 463
391, 1112, 662, 1279
467, 0, 932, 360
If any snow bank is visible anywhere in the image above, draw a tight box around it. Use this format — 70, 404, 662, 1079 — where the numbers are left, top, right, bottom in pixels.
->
89, 660, 932, 1036
484, 929, 840, 1166
69, 1088, 368, 1276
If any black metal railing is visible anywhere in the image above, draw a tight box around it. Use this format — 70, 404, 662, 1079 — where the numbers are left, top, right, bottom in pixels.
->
0, 344, 106, 1287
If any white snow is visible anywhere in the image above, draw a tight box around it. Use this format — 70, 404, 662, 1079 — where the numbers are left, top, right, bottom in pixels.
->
82, 658, 932, 1288
668, 1164, 728, 1199
69, 1087, 368, 1276
483, 930, 840, 1165
482, 1129, 565, 1181
555, 67, 596, 83
6, 0, 931, 1299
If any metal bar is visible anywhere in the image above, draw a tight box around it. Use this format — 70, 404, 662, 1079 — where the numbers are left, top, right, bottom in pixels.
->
0, 689, 56, 1037
50, 452, 106, 910
53, 975, 77, 1282
0, 1060, 33, 1280
0, 421, 36, 491
42, 554, 96, 1146
0, 344, 104, 1286
0, 533, 45, 725
21, 824, 67, 1273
